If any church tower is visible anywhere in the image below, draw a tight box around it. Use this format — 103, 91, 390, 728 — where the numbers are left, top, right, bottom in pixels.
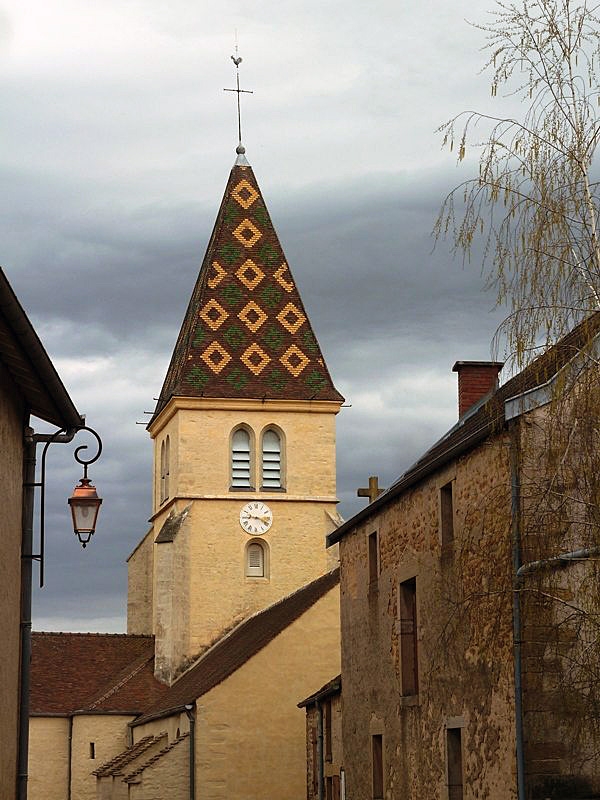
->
127, 147, 344, 683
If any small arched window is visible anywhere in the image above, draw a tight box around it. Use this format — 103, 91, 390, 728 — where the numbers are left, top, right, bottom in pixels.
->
164, 436, 170, 500
232, 428, 252, 488
246, 540, 266, 578
261, 429, 282, 489
160, 436, 170, 503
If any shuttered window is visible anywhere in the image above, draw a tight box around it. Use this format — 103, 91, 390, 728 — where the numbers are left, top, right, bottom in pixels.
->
399, 578, 418, 695
262, 429, 281, 488
232, 429, 251, 487
372, 734, 383, 800
246, 542, 265, 577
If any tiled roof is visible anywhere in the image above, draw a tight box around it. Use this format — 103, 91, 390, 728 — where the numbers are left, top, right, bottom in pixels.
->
150, 160, 343, 424
94, 734, 165, 777
30, 632, 168, 715
124, 732, 189, 783
298, 674, 341, 708
154, 504, 191, 544
133, 567, 340, 726
328, 311, 600, 546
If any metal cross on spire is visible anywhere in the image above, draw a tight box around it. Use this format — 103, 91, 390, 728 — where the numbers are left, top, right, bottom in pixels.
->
224, 45, 253, 154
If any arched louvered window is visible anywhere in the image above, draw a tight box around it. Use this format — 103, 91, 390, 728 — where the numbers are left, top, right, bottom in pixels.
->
246, 541, 266, 578
232, 428, 252, 488
261, 429, 282, 489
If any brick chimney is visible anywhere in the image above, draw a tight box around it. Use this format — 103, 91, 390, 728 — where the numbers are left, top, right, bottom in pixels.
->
452, 361, 504, 418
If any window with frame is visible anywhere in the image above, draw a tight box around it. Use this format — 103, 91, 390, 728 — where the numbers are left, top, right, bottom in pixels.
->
371, 734, 383, 800
232, 428, 252, 488
246, 540, 266, 577
323, 698, 332, 762
159, 436, 170, 503
399, 577, 418, 695
261, 428, 282, 489
440, 480, 454, 551
368, 531, 379, 585
447, 727, 464, 800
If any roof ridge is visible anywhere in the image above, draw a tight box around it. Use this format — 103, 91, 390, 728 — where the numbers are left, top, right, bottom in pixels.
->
133, 567, 340, 726
84, 652, 156, 711
328, 310, 600, 547
174, 567, 340, 683
124, 732, 190, 782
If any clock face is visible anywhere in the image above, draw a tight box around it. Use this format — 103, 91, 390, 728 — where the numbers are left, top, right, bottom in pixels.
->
240, 501, 273, 535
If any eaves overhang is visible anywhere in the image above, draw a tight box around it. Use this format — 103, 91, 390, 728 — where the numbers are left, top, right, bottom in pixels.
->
0, 267, 82, 429
326, 413, 501, 547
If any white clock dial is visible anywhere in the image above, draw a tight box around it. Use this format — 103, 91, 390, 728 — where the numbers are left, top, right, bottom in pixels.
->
239, 501, 273, 535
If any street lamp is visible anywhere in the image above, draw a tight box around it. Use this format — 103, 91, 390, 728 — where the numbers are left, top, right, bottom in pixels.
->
67, 426, 103, 547
69, 473, 102, 546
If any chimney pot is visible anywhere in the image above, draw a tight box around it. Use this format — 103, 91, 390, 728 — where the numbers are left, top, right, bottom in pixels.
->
452, 361, 504, 418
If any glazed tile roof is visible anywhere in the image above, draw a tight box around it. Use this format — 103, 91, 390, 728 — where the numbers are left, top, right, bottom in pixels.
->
151, 160, 343, 423
328, 311, 600, 546
30, 632, 168, 715
133, 567, 340, 726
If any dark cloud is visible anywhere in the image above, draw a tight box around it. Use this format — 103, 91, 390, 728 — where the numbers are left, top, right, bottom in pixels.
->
1, 0, 510, 630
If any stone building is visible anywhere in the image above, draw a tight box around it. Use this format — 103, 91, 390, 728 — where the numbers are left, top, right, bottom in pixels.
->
298, 675, 343, 800
0, 267, 83, 800
29, 146, 343, 800
327, 314, 600, 800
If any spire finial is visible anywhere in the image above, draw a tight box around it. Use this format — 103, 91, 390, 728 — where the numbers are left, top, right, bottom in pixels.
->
224, 38, 253, 154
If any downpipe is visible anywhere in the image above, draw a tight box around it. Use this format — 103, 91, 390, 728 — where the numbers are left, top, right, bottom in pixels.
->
510, 422, 526, 800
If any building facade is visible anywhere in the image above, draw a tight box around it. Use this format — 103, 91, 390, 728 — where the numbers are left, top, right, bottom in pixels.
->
328, 317, 600, 800
0, 267, 83, 800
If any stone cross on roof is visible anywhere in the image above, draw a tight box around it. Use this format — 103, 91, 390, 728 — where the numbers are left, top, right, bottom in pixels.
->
357, 476, 385, 504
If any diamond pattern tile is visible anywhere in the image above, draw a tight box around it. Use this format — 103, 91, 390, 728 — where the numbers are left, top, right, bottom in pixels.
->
200, 299, 229, 331
276, 302, 306, 334
233, 218, 262, 249
201, 342, 232, 374
236, 259, 265, 291
150, 161, 344, 417
238, 301, 268, 333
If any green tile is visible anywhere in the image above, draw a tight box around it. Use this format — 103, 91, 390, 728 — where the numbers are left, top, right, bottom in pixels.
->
261, 284, 282, 308
223, 324, 246, 350
263, 324, 284, 352
186, 366, 210, 389
221, 284, 243, 306
306, 370, 326, 392
226, 367, 249, 390
221, 243, 241, 265
267, 368, 287, 392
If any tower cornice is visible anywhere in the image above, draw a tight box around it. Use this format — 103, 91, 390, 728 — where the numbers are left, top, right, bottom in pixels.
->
148, 395, 343, 437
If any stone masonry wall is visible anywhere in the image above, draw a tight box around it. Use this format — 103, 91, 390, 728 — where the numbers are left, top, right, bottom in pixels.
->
338, 433, 516, 800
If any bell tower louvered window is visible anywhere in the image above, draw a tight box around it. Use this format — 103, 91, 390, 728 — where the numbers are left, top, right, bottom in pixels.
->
246, 541, 265, 577
232, 428, 252, 488
261, 429, 282, 488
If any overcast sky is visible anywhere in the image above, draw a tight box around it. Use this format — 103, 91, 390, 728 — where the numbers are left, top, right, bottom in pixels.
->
1, 0, 513, 631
